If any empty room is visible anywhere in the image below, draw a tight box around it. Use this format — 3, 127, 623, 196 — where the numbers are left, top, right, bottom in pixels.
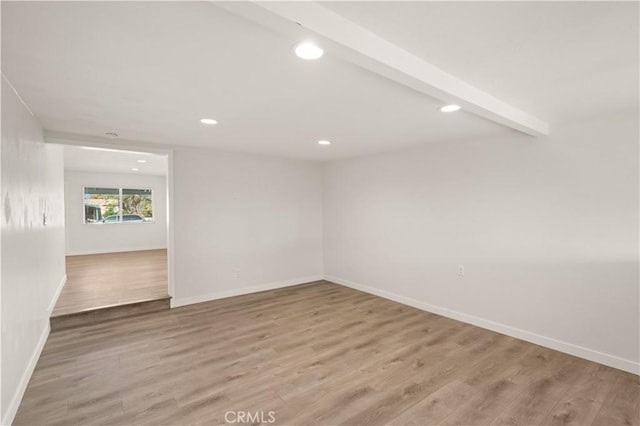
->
52, 144, 170, 330
1, 1, 638, 426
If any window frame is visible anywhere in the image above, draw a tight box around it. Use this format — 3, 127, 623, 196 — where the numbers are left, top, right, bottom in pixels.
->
82, 186, 155, 225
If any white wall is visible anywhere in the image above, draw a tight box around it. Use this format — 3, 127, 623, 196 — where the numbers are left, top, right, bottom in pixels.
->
64, 171, 167, 255
1, 78, 66, 424
323, 109, 639, 374
172, 149, 323, 306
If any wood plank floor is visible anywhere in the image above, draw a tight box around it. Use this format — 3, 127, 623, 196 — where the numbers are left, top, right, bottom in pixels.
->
17, 281, 639, 425
53, 249, 169, 316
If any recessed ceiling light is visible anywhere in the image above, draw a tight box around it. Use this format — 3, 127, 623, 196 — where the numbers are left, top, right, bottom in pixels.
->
440, 104, 461, 112
200, 118, 218, 125
131, 168, 139, 171
294, 42, 324, 60
318, 140, 331, 145
137, 159, 147, 163
105, 132, 118, 138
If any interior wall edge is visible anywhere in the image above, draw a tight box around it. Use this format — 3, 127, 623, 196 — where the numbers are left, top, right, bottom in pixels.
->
324, 275, 640, 375
171, 275, 324, 308
1, 321, 50, 426
46, 274, 67, 316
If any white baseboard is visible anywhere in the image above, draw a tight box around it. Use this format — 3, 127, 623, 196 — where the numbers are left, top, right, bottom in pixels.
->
3, 273, 65, 425
171, 275, 324, 308
47, 274, 67, 316
2, 321, 51, 426
325, 275, 639, 375
65, 246, 167, 256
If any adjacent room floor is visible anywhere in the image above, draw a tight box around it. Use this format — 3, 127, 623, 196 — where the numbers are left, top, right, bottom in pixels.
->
49, 249, 171, 330
52, 249, 169, 316
16, 281, 639, 425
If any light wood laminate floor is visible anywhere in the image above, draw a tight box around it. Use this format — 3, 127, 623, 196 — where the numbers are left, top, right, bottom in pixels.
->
17, 281, 639, 425
52, 249, 169, 316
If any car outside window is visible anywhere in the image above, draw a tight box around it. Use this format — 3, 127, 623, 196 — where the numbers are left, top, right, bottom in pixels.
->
83, 187, 153, 224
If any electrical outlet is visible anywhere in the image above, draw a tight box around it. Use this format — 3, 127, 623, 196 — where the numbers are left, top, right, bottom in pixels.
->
235, 269, 240, 279
457, 265, 464, 276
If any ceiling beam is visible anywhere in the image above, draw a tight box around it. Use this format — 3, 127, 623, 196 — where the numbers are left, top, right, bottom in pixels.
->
217, 1, 549, 137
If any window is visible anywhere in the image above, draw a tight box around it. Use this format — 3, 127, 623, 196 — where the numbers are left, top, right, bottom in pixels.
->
83, 187, 153, 224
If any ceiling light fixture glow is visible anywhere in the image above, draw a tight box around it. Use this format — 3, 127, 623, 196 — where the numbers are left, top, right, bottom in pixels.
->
137, 159, 147, 163
200, 118, 218, 125
81, 147, 153, 155
317, 140, 331, 145
440, 104, 461, 112
131, 168, 139, 171
294, 42, 324, 60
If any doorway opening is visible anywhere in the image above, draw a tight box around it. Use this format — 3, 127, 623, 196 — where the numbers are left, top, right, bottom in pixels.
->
51, 144, 171, 330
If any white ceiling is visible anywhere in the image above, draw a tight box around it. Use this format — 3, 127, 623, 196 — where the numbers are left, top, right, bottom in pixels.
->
2, 1, 638, 161
63, 145, 167, 177
323, 1, 639, 123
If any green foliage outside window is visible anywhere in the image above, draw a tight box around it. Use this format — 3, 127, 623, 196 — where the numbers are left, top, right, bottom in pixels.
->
83, 187, 153, 223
